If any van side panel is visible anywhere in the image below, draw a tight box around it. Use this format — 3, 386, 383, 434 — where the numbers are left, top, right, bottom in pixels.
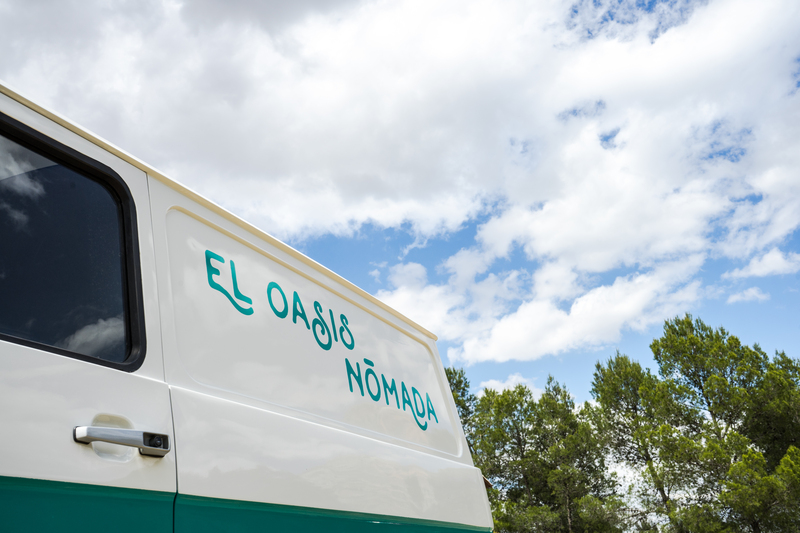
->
164, 207, 458, 453
149, 178, 493, 530
0, 476, 174, 533
170, 386, 491, 526
175, 494, 490, 533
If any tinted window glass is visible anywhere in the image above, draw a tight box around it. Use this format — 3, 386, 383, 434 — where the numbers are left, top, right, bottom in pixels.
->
0, 133, 129, 362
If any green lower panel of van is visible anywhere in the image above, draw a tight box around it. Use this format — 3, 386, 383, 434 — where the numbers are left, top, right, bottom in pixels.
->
176, 493, 491, 533
0, 475, 174, 532
0, 476, 489, 532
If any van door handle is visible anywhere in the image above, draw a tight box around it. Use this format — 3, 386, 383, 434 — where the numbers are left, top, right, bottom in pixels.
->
73, 426, 171, 457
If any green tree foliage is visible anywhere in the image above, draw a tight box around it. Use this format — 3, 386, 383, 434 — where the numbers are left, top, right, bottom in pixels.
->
742, 353, 800, 471
592, 315, 800, 532
470, 377, 621, 532
590, 353, 690, 531
445, 315, 800, 532
445, 366, 477, 454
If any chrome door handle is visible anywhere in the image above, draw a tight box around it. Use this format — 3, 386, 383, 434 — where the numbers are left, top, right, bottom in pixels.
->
73, 426, 171, 457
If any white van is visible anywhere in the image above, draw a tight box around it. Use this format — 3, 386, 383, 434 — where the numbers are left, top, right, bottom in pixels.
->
0, 81, 493, 532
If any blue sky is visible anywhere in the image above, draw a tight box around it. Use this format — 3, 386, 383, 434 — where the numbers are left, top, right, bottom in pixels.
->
2, 0, 799, 403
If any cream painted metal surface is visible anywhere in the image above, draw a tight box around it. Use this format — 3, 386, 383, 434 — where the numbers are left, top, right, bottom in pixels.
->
0, 345, 176, 491
165, 208, 456, 453
150, 178, 492, 527
0, 90, 176, 493
170, 386, 491, 525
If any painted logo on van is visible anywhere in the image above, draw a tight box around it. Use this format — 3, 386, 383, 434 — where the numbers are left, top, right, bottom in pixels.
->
205, 249, 438, 432
205, 249, 354, 351
346, 357, 439, 431
265, 280, 355, 352
205, 250, 253, 315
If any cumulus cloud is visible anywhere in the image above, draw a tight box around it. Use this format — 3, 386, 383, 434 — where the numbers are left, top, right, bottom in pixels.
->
727, 287, 770, 304
723, 247, 800, 278
179, 0, 363, 33
567, 0, 705, 41
387, 262, 428, 289
2, 0, 799, 364
368, 268, 381, 283
478, 373, 543, 397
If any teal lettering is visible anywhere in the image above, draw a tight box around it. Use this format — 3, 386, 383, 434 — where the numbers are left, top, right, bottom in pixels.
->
412, 387, 426, 418
346, 361, 431, 431
365, 370, 381, 401
292, 291, 310, 329
312, 301, 332, 350
267, 282, 288, 318
230, 261, 252, 305
426, 393, 438, 423
411, 387, 428, 431
205, 250, 253, 316
401, 382, 413, 412
345, 358, 363, 396
339, 314, 355, 350
329, 310, 339, 342
382, 375, 399, 408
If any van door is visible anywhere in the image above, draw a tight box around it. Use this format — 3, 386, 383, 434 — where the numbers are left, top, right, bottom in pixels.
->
0, 107, 176, 531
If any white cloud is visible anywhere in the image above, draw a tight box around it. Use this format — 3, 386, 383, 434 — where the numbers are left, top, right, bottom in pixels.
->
368, 268, 381, 283
2, 0, 799, 363
453, 259, 703, 364
387, 262, 427, 289
723, 248, 800, 278
9, 0, 798, 244
378, 255, 704, 364
727, 287, 770, 304
478, 373, 542, 398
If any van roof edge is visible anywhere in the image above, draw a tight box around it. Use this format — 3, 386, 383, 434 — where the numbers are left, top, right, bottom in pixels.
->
0, 80, 438, 342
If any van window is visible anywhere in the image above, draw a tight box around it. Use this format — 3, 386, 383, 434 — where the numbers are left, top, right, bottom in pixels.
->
0, 132, 129, 362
